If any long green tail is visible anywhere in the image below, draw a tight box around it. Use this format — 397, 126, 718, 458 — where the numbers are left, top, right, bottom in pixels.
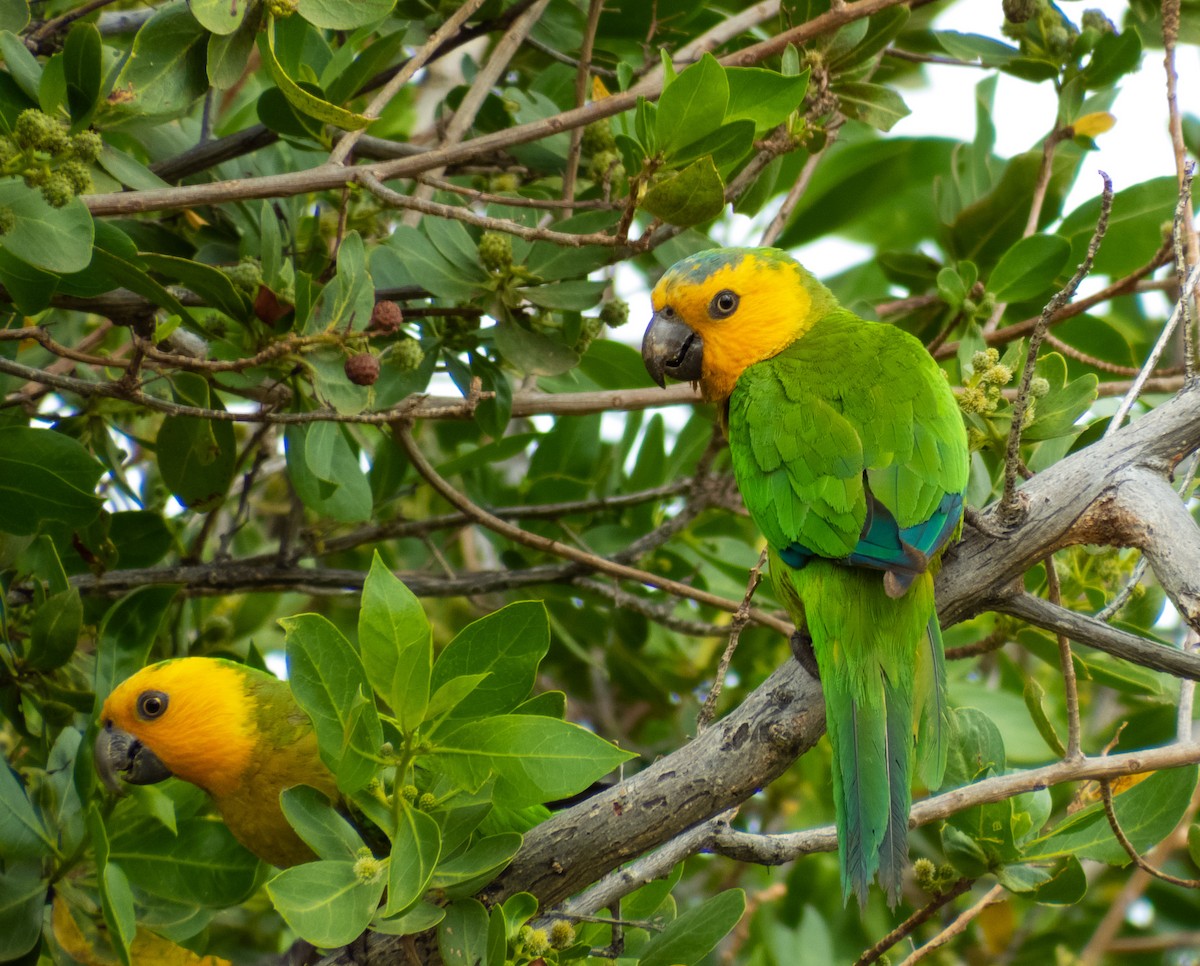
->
790, 561, 948, 906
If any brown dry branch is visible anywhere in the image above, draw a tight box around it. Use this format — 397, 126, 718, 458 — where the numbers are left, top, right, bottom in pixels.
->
853, 877, 975, 966
896, 883, 1005, 965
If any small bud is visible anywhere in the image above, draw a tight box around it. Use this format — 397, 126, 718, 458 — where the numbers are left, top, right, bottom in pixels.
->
1081, 9, 1116, 34
523, 928, 551, 957
966, 427, 988, 451
70, 130, 104, 163
224, 258, 263, 297
0, 206, 15, 236
549, 920, 576, 949
479, 231, 513, 273
587, 149, 623, 184
344, 352, 380, 386
599, 298, 630, 328
418, 792, 437, 810
581, 120, 616, 155
370, 299, 404, 333
958, 386, 988, 414
1002, 0, 1039, 23
984, 363, 1013, 386
971, 350, 991, 373
402, 784, 419, 803
488, 173, 520, 193
40, 173, 74, 208
913, 857, 938, 892
60, 160, 92, 195
353, 853, 383, 883
265, 0, 299, 16
1030, 376, 1050, 398
388, 337, 425, 373
379, 741, 394, 757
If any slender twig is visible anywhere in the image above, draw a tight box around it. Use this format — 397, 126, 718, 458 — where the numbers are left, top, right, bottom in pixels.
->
1105, 258, 1200, 437
417, 174, 619, 210
697, 548, 768, 733
29, 0, 120, 44
1098, 778, 1200, 888
329, 0, 489, 165
393, 421, 793, 635
760, 144, 827, 247
562, 0, 606, 214
944, 628, 1009, 662
1044, 556, 1082, 759
998, 171, 1113, 525
896, 884, 1004, 966
1170, 161, 1197, 380
854, 877, 975, 966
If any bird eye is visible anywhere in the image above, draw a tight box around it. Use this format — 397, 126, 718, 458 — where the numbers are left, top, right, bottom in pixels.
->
137, 691, 168, 720
709, 290, 739, 318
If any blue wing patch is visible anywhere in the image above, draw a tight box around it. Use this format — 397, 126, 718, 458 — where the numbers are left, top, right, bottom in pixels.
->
777, 484, 963, 599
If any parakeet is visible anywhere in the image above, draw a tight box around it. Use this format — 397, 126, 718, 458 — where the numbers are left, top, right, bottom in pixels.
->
95, 657, 336, 867
642, 247, 969, 905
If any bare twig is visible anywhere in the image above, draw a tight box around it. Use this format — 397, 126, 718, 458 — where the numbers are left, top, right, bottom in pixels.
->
697, 548, 768, 733
561, 0, 606, 214
896, 883, 1004, 965
1098, 778, 1200, 888
998, 171, 1113, 525
760, 147, 825, 247
854, 878, 975, 966
1044, 556, 1082, 759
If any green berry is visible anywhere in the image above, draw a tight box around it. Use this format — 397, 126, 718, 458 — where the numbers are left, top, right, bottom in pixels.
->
0, 136, 16, 165
575, 314, 604, 354
60, 160, 92, 195
40, 173, 73, 208
599, 298, 629, 328
549, 920, 576, 949
69, 130, 104, 163
401, 784, 419, 803
580, 120, 616, 155
418, 792, 437, 810
0, 206, 15, 236
223, 258, 263, 297
588, 149, 624, 184
478, 231, 513, 273
389, 337, 425, 373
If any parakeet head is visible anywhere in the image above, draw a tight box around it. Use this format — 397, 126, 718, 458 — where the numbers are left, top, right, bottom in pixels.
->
95, 657, 260, 799
642, 246, 834, 401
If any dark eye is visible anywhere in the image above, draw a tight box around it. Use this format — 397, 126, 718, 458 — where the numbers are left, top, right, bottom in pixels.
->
137, 691, 168, 720
710, 290, 739, 318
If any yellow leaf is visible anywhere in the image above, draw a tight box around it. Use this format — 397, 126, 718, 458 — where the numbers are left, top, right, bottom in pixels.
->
592, 76, 611, 100
53, 895, 232, 966
181, 209, 209, 230
1073, 112, 1115, 138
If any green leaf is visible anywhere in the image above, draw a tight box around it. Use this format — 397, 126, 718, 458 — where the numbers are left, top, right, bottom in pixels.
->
372, 900, 445, 935
140, 253, 252, 320
63, 23, 102, 125
1081, 30, 1142, 89
1023, 766, 1199, 864
0, 426, 103, 535
1058, 176, 1176, 278
379, 226, 483, 301
1023, 352, 1098, 442
640, 156, 726, 227
0, 1, 28, 34
0, 759, 52, 859
724, 67, 810, 132
281, 613, 384, 794
384, 802, 441, 915
308, 230, 373, 334
280, 785, 365, 861
27, 586, 82, 670
0, 178, 94, 273
430, 601, 550, 720
156, 372, 238, 512
208, 14, 259, 89
99, 864, 136, 966
109, 2, 208, 118
0, 861, 44, 961
520, 279, 608, 311
988, 234, 1071, 301
285, 422, 373, 523
359, 553, 432, 731
835, 81, 910, 131
668, 119, 756, 170
0, 30, 41, 101
656, 53, 728, 156
267, 859, 385, 948
1025, 855, 1087, 906
260, 19, 370, 130
425, 674, 491, 721
494, 321, 580, 377
92, 585, 179, 712
189, 0, 248, 34
428, 833, 522, 893
108, 814, 259, 906
431, 715, 632, 807
298, 0, 395, 29
438, 898, 491, 966
0, 247, 58, 313
638, 889, 745, 966
935, 31, 1022, 67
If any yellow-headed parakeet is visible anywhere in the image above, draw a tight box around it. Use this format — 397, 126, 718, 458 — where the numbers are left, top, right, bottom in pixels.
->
95, 657, 336, 868
642, 247, 969, 905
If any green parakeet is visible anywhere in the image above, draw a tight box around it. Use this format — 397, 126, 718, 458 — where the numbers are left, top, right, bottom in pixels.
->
642, 247, 969, 905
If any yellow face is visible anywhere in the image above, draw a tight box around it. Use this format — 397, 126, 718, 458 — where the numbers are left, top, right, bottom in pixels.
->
99, 658, 257, 797
646, 248, 821, 401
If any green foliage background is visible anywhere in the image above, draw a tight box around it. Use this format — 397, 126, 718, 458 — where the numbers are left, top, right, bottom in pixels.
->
2, 0, 1200, 963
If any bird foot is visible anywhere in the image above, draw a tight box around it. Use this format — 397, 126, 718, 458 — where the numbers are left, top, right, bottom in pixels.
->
790, 629, 820, 681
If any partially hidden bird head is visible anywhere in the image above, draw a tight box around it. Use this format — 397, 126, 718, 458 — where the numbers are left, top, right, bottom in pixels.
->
642, 246, 836, 402
95, 657, 264, 800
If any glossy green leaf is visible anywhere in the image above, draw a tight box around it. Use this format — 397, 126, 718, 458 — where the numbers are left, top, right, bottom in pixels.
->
140, 253, 252, 320
260, 19, 370, 130
109, 3, 208, 117
638, 889, 745, 966
372, 900, 445, 935
93, 585, 179, 711
298, 0, 395, 29
267, 858, 385, 947
281, 613, 384, 794
1081, 30, 1141, 89
0, 178, 94, 273
0, 427, 103, 535
493, 320, 580, 377
725, 67, 810, 131
640, 156, 725, 227
428, 832, 522, 892
988, 233, 1071, 301
430, 601, 549, 720
1024, 766, 1199, 864
1023, 352, 1098, 441
0, 861, 44, 960
1058, 176, 1176, 278
28, 586, 82, 670
280, 785, 364, 861
0, 1, 28, 33
63, 23, 102, 125
208, 14, 259, 89
0, 760, 52, 859
0, 30, 41, 100
432, 715, 632, 807
835, 81, 910, 131
359, 552, 432, 731
0, 246, 58, 312
157, 372, 238, 513
285, 422, 373, 523
384, 802, 441, 915
656, 53, 728, 155
438, 898, 491, 966
189, 0, 248, 34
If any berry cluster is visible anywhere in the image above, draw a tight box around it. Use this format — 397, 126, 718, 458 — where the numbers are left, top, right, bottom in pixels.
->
1, 110, 100, 209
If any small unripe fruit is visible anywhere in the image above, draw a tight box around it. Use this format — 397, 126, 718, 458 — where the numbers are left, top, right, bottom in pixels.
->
581, 120, 616, 155
265, 0, 298, 16
401, 784, 419, 802
599, 298, 629, 328
418, 792, 437, 810
389, 337, 425, 373
40, 174, 74, 208
70, 130, 103, 163
1002, 0, 1039, 23
344, 352, 380, 386
549, 920, 576, 949
488, 173, 520, 193
479, 231, 513, 273
0, 206, 15, 236
370, 299, 404, 333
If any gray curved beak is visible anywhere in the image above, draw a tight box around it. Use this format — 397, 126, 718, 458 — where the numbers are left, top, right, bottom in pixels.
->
642, 312, 704, 387
95, 723, 173, 794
